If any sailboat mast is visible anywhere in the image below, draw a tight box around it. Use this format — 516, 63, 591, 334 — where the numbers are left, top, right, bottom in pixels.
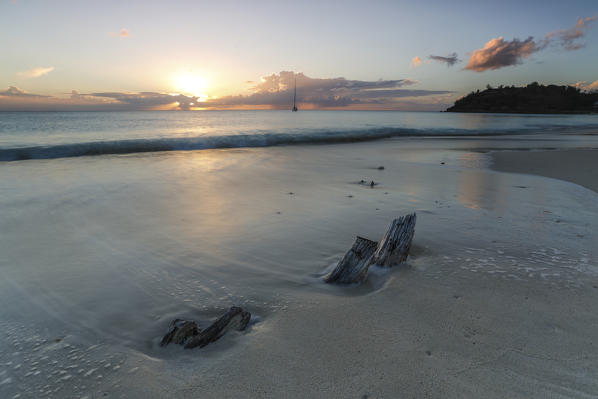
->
291, 76, 298, 111
293, 78, 297, 108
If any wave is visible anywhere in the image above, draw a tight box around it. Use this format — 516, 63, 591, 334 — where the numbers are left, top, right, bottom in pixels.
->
0, 126, 595, 161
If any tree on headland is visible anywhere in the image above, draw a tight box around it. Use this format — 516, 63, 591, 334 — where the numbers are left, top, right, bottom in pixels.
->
447, 83, 598, 114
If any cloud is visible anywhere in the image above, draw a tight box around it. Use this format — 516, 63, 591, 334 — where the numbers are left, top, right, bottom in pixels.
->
0, 87, 194, 111
0, 72, 453, 111
572, 80, 598, 92
69, 90, 116, 104
0, 86, 49, 97
411, 56, 422, 68
429, 53, 460, 67
464, 16, 596, 72
546, 16, 596, 51
70, 89, 84, 99
465, 37, 542, 72
203, 71, 448, 109
251, 71, 417, 93
88, 91, 198, 110
17, 66, 54, 79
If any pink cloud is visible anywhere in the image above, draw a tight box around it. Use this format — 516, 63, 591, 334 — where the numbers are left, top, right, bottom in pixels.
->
572, 80, 598, 92
465, 37, 541, 72
464, 16, 596, 72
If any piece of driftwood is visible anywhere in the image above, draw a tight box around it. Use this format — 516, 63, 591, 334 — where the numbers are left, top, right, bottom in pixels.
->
160, 306, 251, 349
370, 213, 416, 267
324, 236, 378, 284
324, 213, 417, 284
185, 306, 251, 349
160, 319, 201, 346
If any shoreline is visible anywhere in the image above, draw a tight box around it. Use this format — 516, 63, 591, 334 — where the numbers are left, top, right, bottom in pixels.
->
490, 148, 598, 194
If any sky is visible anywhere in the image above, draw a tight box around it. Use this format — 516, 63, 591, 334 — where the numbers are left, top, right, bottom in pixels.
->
1, 0, 597, 111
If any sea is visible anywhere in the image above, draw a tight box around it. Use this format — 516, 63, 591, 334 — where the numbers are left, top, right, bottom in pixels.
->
1, 110, 598, 161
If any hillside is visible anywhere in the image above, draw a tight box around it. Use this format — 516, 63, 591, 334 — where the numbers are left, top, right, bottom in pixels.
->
446, 83, 598, 114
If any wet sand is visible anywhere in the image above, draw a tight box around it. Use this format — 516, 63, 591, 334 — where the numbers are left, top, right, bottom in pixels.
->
1, 138, 597, 398
491, 149, 598, 194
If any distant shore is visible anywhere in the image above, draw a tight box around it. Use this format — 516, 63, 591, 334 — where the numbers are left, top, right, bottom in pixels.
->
446, 83, 598, 114
490, 149, 598, 194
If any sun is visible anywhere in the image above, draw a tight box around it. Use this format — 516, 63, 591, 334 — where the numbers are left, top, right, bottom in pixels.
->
172, 72, 208, 99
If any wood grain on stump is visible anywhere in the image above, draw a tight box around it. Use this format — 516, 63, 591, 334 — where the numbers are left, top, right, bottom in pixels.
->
324, 236, 378, 284
370, 213, 416, 267
324, 213, 416, 284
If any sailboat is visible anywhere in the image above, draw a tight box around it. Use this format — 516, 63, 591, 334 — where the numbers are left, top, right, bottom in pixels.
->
292, 77, 298, 112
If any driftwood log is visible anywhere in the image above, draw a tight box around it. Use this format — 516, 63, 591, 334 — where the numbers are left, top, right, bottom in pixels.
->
160, 319, 201, 346
325, 213, 416, 284
370, 213, 416, 267
161, 306, 251, 349
324, 236, 378, 284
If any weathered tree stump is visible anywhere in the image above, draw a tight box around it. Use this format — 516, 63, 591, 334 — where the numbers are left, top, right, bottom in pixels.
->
324, 213, 416, 284
324, 236, 378, 284
370, 213, 416, 267
161, 306, 251, 349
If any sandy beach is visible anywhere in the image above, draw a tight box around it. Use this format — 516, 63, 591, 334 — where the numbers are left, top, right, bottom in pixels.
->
1, 134, 597, 398
491, 149, 598, 194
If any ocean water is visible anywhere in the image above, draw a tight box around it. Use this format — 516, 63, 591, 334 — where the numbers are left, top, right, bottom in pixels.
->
1, 110, 598, 160
1, 111, 598, 397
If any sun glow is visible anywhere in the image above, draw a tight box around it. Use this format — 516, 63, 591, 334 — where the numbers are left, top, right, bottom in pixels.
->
172, 72, 209, 99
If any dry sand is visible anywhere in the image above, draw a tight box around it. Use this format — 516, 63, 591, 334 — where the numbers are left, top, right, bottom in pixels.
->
491, 149, 598, 194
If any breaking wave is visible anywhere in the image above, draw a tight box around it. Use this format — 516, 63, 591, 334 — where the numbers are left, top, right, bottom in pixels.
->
0, 125, 594, 161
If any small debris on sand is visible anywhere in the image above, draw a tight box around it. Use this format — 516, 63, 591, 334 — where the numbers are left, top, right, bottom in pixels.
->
355, 180, 379, 188
377, 166, 385, 170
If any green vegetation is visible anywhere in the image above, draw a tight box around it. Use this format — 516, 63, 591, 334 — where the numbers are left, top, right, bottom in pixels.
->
446, 82, 598, 114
